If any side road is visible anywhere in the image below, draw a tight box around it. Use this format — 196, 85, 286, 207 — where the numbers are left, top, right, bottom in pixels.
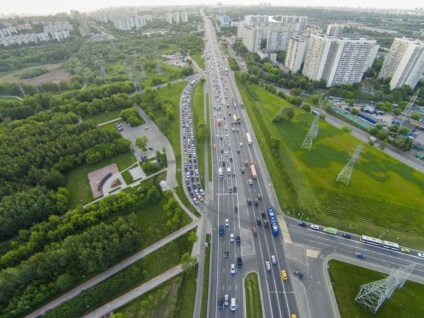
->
26, 219, 201, 318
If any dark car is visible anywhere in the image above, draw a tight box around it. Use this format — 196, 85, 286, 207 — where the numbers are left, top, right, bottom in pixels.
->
256, 218, 262, 225
298, 221, 307, 227
234, 206, 238, 213
247, 199, 252, 206
225, 250, 229, 258
222, 161, 226, 166
218, 297, 223, 309
254, 199, 259, 207
233, 186, 237, 193
236, 236, 241, 245
261, 211, 266, 219
355, 252, 365, 259
229, 188, 233, 194
341, 233, 351, 239
293, 270, 303, 278
237, 257, 243, 268
257, 193, 262, 200
263, 220, 269, 228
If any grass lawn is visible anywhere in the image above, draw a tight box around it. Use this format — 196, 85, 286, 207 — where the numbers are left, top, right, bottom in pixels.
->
237, 81, 424, 249
82, 109, 122, 125
206, 93, 212, 182
245, 272, 263, 318
113, 265, 197, 318
140, 63, 182, 87
200, 234, 211, 318
0, 96, 22, 101
192, 80, 206, 188
192, 53, 205, 70
65, 152, 136, 208
329, 260, 424, 318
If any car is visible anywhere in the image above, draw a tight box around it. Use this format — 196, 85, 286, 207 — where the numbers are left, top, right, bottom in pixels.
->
118, 127, 124, 131
401, 247, 411, 254
261, 211, 266, 218
193, 198, 199, 205
291, 315, 297, 318
229, 188, 232, 194
298, 221, 307, 227
341, 233, 351, 239
271, 255, 276, 264
281, 269, 287, 280
256, 218, 262, 225
224, 294, 229, 306
241, 167, 245, 173
144, 126, 149, 130
265, 261, 271, 271
293, 270, 303, 278
244, 160, 248, 166
252, 227, 258, 236
213, 144, 216, 149
230, 233, 235, 242
257, 193, 262, 200
225, 218, 229, 227
240, 142, 243, 147
248, 179, 253, 185
254, 199, 259, 206
234, 206, 238, 213
418, 252, 424, 258
148, 146, 154, 150
237, 148, 240, 153
236, 236, 241, 245
224, 250, 229, 258
310, 224, 320, 230
237, 257, 243, 268
233, 186, 237, 193
217, 297, 223, 309
263, 220, 269, 228
230, 263, 236, 274
247, 199, 252, 206
229, 157, 233, 162
355, 252, 365, 259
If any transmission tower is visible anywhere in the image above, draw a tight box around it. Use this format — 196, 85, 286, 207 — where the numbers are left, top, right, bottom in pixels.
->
133, 51, 146, 78
336, 143, 364, 185
129, 65, 141, 93
301, 99, 323, 151
399, 89, 419, 127
155, 48, 163, 75
18, 85, 26, 97
355, 263, 416, 314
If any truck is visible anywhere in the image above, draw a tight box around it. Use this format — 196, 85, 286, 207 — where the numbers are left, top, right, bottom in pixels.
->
233, 114, 237, 124
218, 167, 223, 179
246, 133, 252, 145
190, 80, 196, 86
237, 116, 241, 124
227, 167, 231, 175
249, 161, 257, 179
217, 118, 222, 126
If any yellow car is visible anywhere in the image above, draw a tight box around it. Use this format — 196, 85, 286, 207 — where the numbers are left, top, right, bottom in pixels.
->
281, 269, 287, 281
213, 144, 216, 149
291, 315, 297, 318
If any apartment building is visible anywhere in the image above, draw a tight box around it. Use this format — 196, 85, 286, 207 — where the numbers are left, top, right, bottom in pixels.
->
285, 37, 306, 73
303, 34, 379, 87
379, 37, 424, 90
242, 25, 263, 52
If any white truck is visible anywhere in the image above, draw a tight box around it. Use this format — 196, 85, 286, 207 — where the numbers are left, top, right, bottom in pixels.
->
227, 167, 231, 175
218, 167, 223, 179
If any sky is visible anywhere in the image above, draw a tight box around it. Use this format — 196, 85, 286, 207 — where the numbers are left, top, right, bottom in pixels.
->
1, 0, 422, 16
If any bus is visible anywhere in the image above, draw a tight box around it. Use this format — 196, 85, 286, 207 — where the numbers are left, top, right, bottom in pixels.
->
382, 240, 400, 251
190, 80, 196, 86
323, 227, 338, 235
246, 133, 252, 145
360, 235, 382, 246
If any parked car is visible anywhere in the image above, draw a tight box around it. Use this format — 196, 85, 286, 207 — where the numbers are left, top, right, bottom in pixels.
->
293, 270, 303, 278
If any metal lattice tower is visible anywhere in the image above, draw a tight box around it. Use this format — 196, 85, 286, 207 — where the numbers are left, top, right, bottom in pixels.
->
99, 64, 107, 77
155, 48, 163, 75
301, 100, 323, 151
18, 85, 26, 97
129, 65, 141, 92
355, 263, 416, 314
336, 143, 364, 185
400, 89, 419, 127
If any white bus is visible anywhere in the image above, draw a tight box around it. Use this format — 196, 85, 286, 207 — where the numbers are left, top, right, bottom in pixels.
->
246, 133, 252, 145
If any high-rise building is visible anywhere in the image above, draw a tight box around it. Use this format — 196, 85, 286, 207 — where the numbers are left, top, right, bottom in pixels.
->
237, 21, 245, 39
180, 12, 188, 23
379, 37, 424, 90
165, 12, 173, 24
285, 37, 306, 73
173, 12, 180, 24
242, 25, 263, 52
326, 23, 343, 37
303, 34, 379, 87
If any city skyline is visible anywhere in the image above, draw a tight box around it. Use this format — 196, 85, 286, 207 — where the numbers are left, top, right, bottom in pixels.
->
1, 0, 422, 16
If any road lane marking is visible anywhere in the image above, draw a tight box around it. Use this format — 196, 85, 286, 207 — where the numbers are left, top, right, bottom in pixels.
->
277, 215, 292, 244
306, 249, 320, 258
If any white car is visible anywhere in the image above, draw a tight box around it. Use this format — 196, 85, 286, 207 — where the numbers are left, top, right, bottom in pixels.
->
311, 224, 320, 231
271, 255, 277, 264
240, 142, 243, 147
248, 179, 253, 185
265, 261, 271, 271
225, 218, 229, 227
230, 264, 236, 274
418, 252, 424, 258
224, 126, 228, 130
230, 233, 234, 242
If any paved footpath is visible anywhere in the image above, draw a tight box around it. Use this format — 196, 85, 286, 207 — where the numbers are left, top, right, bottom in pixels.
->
26, 219, 200, 318
83, 265, 183, 318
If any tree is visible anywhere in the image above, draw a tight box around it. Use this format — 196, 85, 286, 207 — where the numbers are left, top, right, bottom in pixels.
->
341, 125, 352, 133
311, 96, 319, 106
181, 252, 197, 270
135, 136, 148, 150
188, 231, 198, 244
350, 108, 359, 115
302, 103, 311, 113
410, 113, 421, 121
379, 140, 388, 150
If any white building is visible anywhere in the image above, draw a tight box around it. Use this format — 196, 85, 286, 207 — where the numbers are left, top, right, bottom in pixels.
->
173, 12, 180, 24
285, 37, 306, 73
257, 49, 277, 63
180, 12, 188, 23
379, 37, 424, 90
303, 34, 379, 87
165, 12, 173, 24
242, 25, 262, 53
237, 21, 245, 38
244, 15, 269, 26
326, 23, 344, 37
112, 15, 146, 31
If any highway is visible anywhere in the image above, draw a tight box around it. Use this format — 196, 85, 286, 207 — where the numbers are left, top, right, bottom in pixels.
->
199, 13, 298, 318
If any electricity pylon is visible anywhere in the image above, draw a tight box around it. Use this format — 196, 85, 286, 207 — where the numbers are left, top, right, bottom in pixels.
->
336, 143, 364, 185
301, 99, 323, 151
355, 263, 416, 314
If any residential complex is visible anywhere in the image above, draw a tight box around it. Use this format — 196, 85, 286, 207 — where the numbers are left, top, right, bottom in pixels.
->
379, 37, 424, 90
302, 34, 379, 87
285, 37, 306, 73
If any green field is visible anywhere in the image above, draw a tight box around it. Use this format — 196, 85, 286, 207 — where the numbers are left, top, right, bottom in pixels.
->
237, 81, 424, 249
192, 53, 205, 70
329, 260, 424, 318
245, 272, 263, 318
82, 109, 122, 125
200, 234, 211, 318
113, 265, 197, 318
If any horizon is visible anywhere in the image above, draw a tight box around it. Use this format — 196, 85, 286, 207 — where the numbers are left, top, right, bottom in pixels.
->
1, 0, 423, 16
